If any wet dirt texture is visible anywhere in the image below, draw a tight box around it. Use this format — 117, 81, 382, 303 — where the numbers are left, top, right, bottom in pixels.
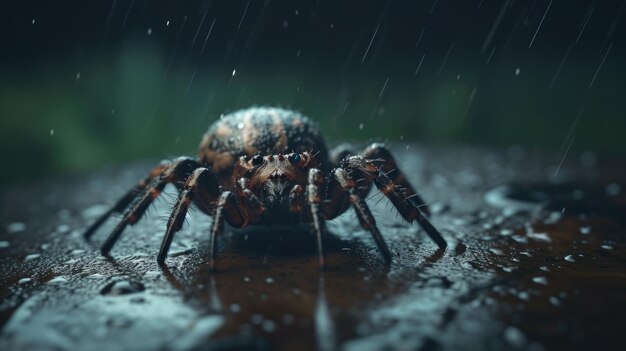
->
1, 146, 625, 351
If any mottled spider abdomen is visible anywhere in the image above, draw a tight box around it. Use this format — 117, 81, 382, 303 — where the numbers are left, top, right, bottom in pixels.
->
198, 107, 330, 178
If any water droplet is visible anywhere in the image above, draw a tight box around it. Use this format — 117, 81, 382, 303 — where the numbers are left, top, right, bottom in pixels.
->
251, 314, 264, 324
100, 280, 145, 295
32, 19, 36, 24
166, 20, 170, 26
18, 278, 32, 284
48, 276, 68, 284
7, 222, 26, 233
0, 241, 10, 248
514, 68, 521, 75
606, 183, 621, 196
25, 253, 41, 261
282, 20, 288, 28
504, 326, 526, 348
358, 123, 364, 130
75, 72, 81, 80
282, 314, 295, 325
532, 276, 547, 285
232, 69, 236, 76
56, 224, 70, 234
580, 151, 596, 168
564, 255, 576, 262
262, 320, 277, 332
579, 226, 591, 235
243, 276, 251, 283
601, 244, 614, 250
518, 292, 530, 301
265, 277, 274, 284
549, 296, 561, 306
147, 28, 152, 35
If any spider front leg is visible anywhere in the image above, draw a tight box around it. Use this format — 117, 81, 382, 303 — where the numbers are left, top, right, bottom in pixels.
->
331, 168, 393, 264
157, 167, 220, 265
99, 157, 201, 256
340, 152, 447, 250
307, 169, 328, 270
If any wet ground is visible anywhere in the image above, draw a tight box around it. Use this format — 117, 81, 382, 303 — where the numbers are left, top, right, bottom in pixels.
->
1, 146, 625, 351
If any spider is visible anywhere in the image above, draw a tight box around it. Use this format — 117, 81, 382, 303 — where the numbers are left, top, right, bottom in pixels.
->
84, 107, 447, 269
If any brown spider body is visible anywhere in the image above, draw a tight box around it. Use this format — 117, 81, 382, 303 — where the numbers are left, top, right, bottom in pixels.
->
84, 107, 447, 269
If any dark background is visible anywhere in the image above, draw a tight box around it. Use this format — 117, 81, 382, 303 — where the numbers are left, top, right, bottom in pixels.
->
1, 0, 625, 184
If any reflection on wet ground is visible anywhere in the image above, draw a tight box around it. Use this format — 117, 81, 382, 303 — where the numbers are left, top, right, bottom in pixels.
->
1, 146, 625, 350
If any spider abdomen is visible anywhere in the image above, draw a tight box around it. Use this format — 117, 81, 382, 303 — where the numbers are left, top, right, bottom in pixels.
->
198, 107, 329, 178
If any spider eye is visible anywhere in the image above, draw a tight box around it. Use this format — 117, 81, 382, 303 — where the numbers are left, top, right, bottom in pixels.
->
288, 153, 301, 165
252, 155, 264, 166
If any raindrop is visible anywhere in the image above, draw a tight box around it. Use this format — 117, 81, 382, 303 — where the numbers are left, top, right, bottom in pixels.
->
564, 255, 576, 262
265, 277, 274, 284
7, 222, 26, 233
282, 20, 288, 28
0, 241, 10, 248
549, 296, 561, 306
32, 18, 36, 24
579, 151, 597, 168
147, 28, 152, 35
606, 183, 621, 196
48, 276, 68, 284
457, 74, 461, 80
514, 68, 520, 75
25, 253, 41, 261
282, 314, 295, 325
262, 320, 277, 333
358, 123, 364, 130
243, 276, 251, 282
579, 226, 591, 235
250, 314, 264, 324
166, 20, 170, 26
232, 69, 236, 76
601, 244, 614, 250
532, 276, 547, 285
100, 280, 145, 295
518, 292, 530, 301
504, 326, 526, 348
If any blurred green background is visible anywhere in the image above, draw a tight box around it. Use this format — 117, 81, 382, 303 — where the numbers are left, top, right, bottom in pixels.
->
1, 0, 625, 184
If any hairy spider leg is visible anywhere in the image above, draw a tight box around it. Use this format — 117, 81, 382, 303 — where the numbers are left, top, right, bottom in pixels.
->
208, 191, 245, 271
99, 157, 201, 255
157, 167, 220, 265
331, 167, 393, 264
83, 160, 174, 240
360, 142, 430, 216
340, 154, 447, 251
307, 168, 328, 270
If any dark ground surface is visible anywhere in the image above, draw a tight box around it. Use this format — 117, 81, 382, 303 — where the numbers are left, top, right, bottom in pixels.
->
1, 145, 625, 351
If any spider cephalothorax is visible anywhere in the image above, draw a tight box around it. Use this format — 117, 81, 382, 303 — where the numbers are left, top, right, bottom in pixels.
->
84, 107, 446, 269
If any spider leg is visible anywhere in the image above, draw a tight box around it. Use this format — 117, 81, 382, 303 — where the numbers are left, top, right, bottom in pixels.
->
83, 160, 173, 240
99, 157, 201, 256
208, 191, 245, 270
360, 142, 430, 215
157, 167, 220, 265
236, 177, 266, 225
307, 168, 328, 270
332, 168, 393, 264
341, 153, 447, 250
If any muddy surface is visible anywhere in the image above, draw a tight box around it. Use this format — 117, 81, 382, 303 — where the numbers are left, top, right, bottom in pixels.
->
1, 146, 625, 351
